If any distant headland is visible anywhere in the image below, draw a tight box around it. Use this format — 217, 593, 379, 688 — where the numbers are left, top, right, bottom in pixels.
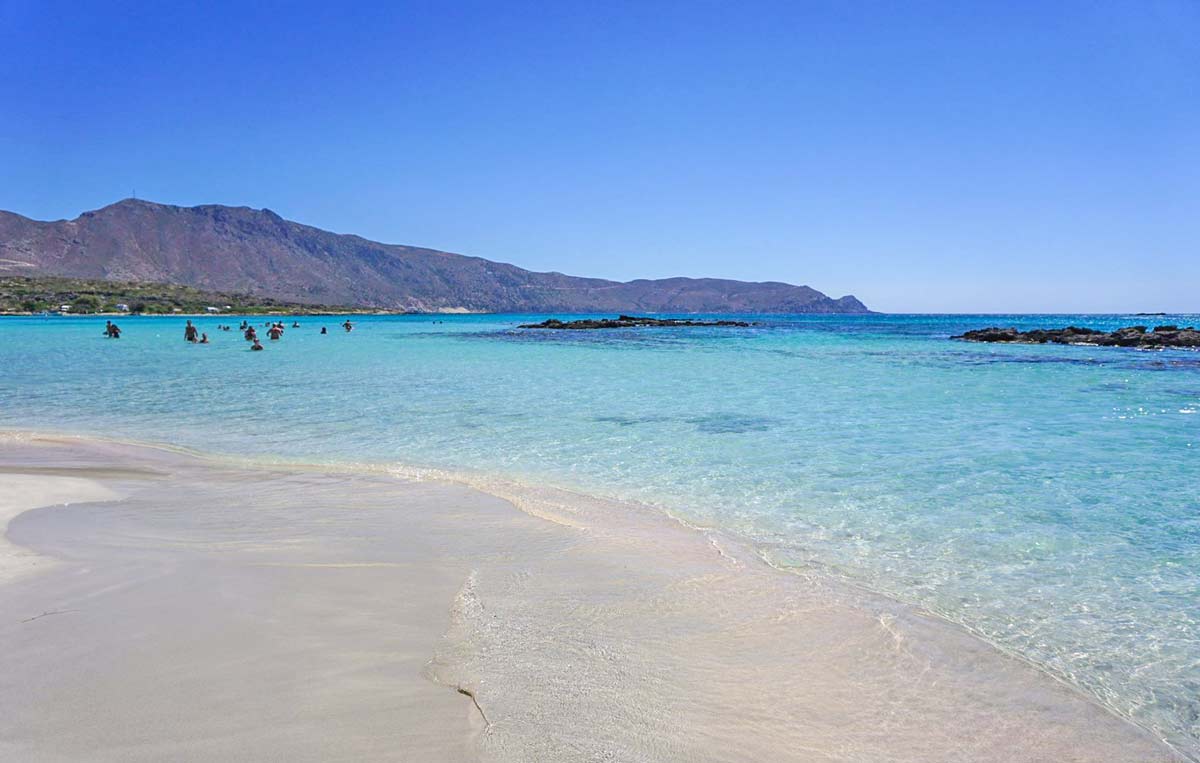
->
519, 315, 753, 329
0, 199, 869, 314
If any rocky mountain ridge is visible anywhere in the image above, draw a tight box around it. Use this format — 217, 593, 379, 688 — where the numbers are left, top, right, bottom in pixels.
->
0, 199, 869, 313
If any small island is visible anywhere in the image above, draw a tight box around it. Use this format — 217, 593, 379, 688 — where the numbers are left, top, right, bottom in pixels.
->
519, 315, 753, 330
954, 325, 1200, 349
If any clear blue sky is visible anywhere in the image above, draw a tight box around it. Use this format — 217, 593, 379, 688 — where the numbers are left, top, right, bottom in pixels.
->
2, 1, 1196, 312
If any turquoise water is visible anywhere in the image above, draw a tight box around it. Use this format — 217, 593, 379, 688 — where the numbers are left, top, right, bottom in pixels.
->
2, 312, 1199, 755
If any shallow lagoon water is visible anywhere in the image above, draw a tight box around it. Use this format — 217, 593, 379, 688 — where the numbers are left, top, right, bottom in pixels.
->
2, 312, 1198, 756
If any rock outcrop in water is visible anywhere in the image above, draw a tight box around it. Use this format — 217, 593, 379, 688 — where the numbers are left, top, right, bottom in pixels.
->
519, 315, 753, 329
954, 325, 1200, 348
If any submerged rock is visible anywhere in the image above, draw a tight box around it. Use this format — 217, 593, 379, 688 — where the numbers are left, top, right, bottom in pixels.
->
953, 325, 1200, 349
519, 315, 753, 330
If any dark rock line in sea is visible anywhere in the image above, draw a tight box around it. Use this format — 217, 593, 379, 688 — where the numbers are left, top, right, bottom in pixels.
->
954, 325, 1200, 349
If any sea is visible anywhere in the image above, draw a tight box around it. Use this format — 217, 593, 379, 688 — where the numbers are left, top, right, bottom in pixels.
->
1, 312, 1197, 757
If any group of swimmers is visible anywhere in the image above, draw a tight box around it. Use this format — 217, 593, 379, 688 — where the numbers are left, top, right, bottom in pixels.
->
182, 320, 211, 344
103, 318, 354, 348
240, 320, 329, 344
239, 320, 288, 349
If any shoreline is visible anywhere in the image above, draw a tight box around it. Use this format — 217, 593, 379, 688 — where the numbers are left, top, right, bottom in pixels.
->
0, 469, 120, 584
0, 430, 1184, 761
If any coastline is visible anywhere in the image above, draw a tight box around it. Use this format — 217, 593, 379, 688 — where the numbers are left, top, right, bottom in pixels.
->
0, 431, 1182, 761
0, 469, 120, 584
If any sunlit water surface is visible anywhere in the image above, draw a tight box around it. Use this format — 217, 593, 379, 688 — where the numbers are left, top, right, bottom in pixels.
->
2, 312, 1198, 756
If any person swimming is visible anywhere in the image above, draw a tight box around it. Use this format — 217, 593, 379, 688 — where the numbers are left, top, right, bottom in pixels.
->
184, 320, 198, 342
292, 321, 300, 328
199, 333, 210, 344
251, 338, 264, 351
320, 326, 327, 334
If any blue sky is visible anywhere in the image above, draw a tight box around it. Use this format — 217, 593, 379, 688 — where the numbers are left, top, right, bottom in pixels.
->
2, 0, 1196, 312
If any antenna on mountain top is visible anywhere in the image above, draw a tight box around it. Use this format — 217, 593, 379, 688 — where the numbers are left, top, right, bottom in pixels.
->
132, 188, 137, 200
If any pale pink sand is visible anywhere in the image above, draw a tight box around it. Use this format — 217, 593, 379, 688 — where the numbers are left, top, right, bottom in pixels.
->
0, 435, 1181, 762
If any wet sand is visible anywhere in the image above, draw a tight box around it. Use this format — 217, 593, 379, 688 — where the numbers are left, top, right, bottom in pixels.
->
0, 471, 119, 584
0, 434, 1183, 762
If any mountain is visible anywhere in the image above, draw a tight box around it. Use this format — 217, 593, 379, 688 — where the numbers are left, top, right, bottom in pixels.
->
0, 199, 869, 313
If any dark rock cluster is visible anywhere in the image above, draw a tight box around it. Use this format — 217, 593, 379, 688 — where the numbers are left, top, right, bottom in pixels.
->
954, 325, 1200, 348
519, 315, 753, 330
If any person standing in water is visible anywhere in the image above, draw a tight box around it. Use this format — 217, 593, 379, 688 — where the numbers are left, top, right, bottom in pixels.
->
343, 319, 354, 332
268, 324, 283, 341
184, 320, 198, 343
320, 326, 327, 335
251, 338, 264, 351
199, 333, 210, 344
244, 326, 258, 342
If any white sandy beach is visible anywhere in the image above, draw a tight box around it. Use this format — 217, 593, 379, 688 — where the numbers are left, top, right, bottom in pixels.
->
0, 433, 1183, 762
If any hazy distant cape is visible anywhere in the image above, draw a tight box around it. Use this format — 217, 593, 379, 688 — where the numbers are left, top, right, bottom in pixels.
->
0, 199, 869, 313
